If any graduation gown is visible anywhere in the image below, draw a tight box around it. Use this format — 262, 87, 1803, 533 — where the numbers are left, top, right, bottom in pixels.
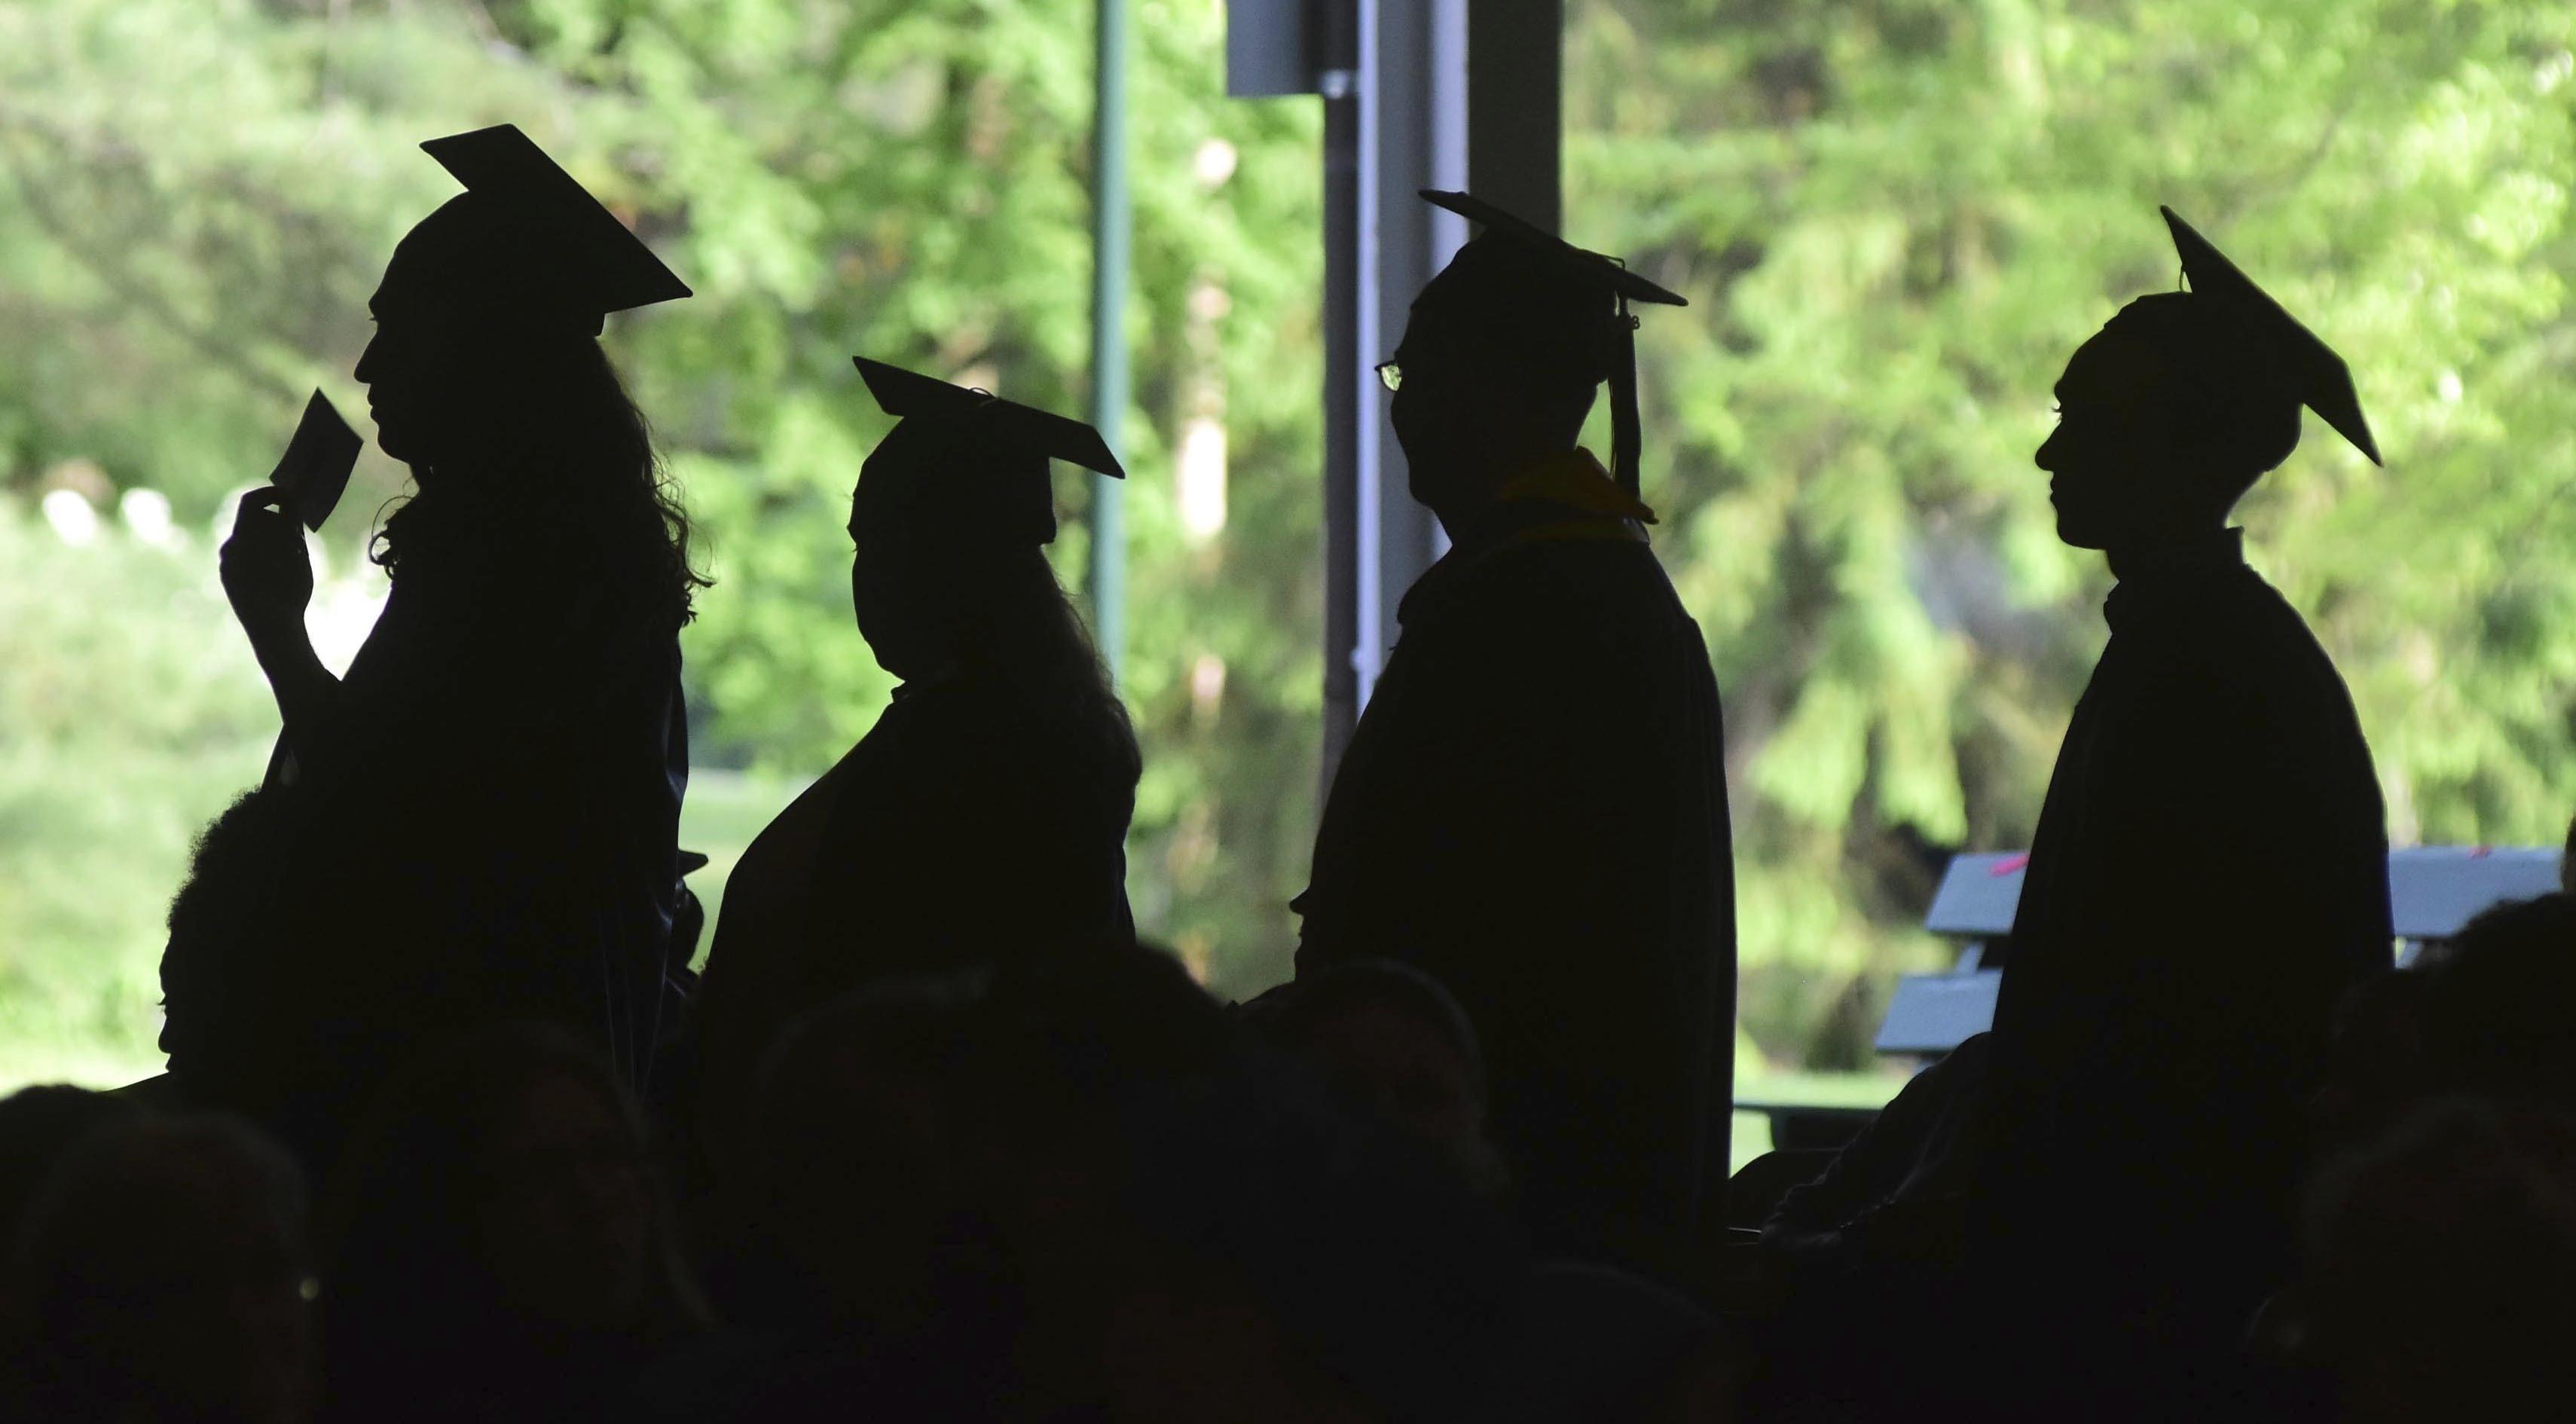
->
160, 529, 687, 1161
1969, 529, 2391, 1398
1297, 454, 1737, 1273
691, 672, 1137, 1138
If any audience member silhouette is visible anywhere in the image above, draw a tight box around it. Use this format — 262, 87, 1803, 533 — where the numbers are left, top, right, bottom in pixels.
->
1242, 963, 1745, 1422
0, 1083, 139, 1247
317, 1022, 705, 1424
1295, 190, 1735, 1275
652, 974, 1031, 1424
2, 1114, 315, 1424
689, 942, 1516, 1422
1969, 206, 2395, 1414
160, 124, 699, 1169
2311, 968, 2433, 1158
990, 945, 1517, 1424
1237, 958, 1509, 1198
689, 359, 1140, 1173
2263, 1097, 2576, 1422
2419, 891, 2576, 1113
741, 978, 1013, 1326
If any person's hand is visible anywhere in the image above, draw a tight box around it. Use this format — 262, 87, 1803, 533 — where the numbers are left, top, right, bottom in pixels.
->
220, 487, 313, 643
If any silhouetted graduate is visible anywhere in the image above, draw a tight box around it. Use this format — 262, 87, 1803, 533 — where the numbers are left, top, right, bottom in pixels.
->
160, 124, 699, 1166
688, 360, 1141, 1170
1295, 192, 1735, 1275
1970, 207, 2394, 1413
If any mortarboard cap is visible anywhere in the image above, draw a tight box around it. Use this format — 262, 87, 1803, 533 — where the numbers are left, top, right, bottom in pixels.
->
1415, 191, 1685, 499
854, 357, 1123, 546
1420, 191, 1688, 310
2157, 205, 2380, 466
267, 390, 362, 532
408, 124, 690, 335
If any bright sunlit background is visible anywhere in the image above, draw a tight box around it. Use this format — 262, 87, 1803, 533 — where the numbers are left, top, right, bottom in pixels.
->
5, 2, 2574, 1166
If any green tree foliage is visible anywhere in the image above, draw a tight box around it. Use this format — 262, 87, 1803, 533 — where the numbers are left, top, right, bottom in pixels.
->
1569, 0, 2576, 1065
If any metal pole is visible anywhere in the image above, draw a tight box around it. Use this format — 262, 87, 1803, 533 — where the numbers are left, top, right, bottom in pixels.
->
1319, 5, 1361, 791
1465, 0, 1562, 234
1353, 0, 1464, 711
1089, 0, 1130, 682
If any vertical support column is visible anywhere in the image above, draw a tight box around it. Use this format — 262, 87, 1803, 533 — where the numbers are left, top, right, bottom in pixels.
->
1466, 0, 1563, 235
1249, 0, 1563, 788
1350, 0, 1465, 713
1089, 0, 1131, 683
1317, 5, 1364, 790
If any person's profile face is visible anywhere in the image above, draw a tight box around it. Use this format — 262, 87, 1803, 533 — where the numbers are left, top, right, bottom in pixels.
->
353, 235, 467, 470
1387, 316, 1486, 509
2035, 328, 2189, 551
847, 476, 926, 677
1383, 335, 1426, 467
353, 303, 429, 466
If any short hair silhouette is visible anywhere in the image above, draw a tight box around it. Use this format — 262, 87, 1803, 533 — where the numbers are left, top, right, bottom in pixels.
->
1241, 958, 1490, 1111
2284, 1098, 2576, 1419
1238, 960, 1506, 1198
319, 1023, 703, 1418
5, 1114, 312, 1424
2422, 893, 2576, 1112
0, 1084, 142, 1251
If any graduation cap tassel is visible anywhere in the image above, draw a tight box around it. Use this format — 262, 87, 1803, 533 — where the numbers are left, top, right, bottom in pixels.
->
1608, 305, 1644, 499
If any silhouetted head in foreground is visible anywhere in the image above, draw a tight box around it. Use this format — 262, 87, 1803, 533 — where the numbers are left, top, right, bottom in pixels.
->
747, 973, 1008, 1336
357, 124, 700, 620
2419, 893, 2576, 1115
2038, 207, 2379, 559
319, 1023, 702, 1413
0, 1083, 140, 1245
2263, 1098, 2576, 1422
1392, 191, 1684, 527
979, 946, 1517, 1424
2312, 970, 2434, 1157
737, 944, 1511, 1422
4, 1114, 313, 1424
159, 787, 293, 1073
1239, 960, 1508, 1198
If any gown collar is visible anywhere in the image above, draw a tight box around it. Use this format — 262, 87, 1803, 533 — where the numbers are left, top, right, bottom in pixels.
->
2104, 527, 2247, 631
1403, 448, 1653, 628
